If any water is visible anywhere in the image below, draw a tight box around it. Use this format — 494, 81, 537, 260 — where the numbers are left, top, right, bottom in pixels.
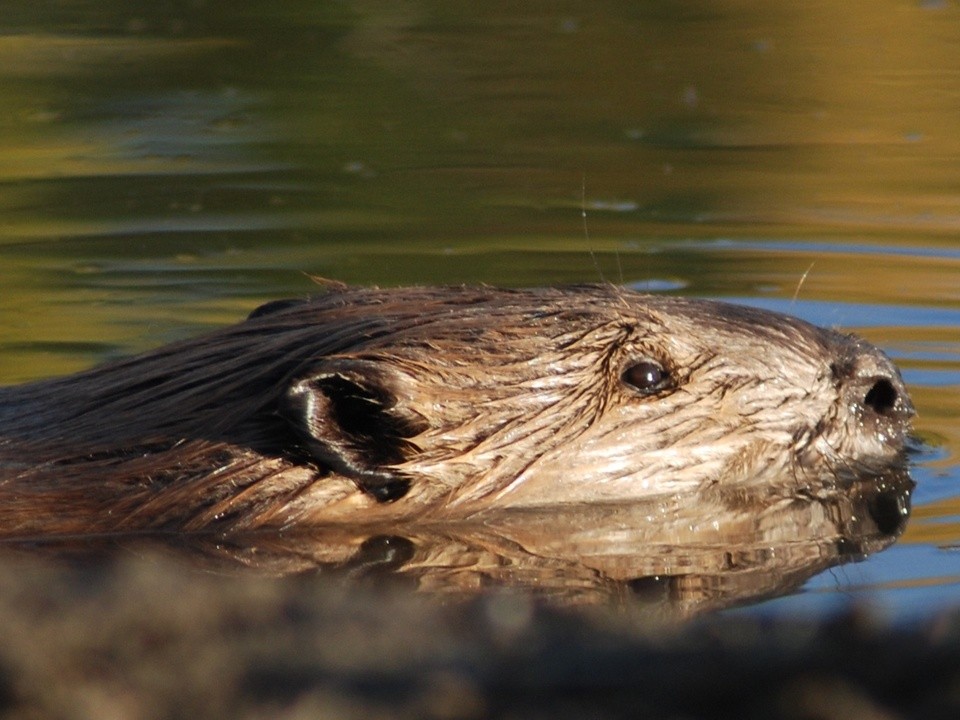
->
0, 1, 958, 622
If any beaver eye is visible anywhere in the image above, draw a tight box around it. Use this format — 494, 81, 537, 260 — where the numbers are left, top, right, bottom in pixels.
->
622, 360, 672, 394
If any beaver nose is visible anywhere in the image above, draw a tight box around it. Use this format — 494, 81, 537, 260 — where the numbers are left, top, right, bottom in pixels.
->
860, 374, 915, 421
864, 376, 912, 418
834, 343, 914, 425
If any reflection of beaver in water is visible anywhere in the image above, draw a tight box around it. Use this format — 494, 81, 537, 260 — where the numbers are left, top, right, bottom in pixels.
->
0, 285, 913, 537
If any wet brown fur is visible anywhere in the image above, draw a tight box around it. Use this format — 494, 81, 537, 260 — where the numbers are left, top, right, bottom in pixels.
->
0, 285, 913, 538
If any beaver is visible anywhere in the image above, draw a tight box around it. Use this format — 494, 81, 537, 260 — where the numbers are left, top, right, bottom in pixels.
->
0, 284, 914, 538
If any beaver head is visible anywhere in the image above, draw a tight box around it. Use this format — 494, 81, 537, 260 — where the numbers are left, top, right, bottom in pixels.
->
0, 285, 913, 535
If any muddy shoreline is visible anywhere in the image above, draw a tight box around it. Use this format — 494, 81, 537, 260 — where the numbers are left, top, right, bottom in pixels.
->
0, 551, 956, 720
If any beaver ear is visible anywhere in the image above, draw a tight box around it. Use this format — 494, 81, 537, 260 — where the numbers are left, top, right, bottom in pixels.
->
281, 359, 425, 503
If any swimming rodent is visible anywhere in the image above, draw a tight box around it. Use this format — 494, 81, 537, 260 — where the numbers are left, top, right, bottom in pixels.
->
0, 285, 914, 538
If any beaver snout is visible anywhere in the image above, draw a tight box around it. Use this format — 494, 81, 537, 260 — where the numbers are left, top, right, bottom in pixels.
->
820, 341, 914, 470
833, 342, 914, 425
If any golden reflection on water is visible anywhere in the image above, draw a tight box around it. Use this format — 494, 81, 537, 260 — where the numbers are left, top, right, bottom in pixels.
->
3, 2, 960, 248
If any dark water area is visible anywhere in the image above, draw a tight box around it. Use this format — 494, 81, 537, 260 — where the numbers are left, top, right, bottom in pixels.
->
0, 0, 958, 631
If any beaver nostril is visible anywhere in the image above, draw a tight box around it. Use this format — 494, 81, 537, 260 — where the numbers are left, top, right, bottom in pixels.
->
864, 378, 898, 416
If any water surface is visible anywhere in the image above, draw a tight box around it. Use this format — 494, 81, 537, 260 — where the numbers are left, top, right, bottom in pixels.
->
0, 1, 958, 622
